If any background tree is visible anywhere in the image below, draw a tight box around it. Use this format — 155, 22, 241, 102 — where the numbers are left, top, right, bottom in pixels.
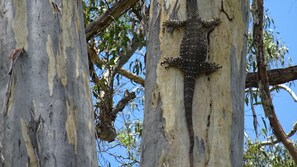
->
0, 1, 96, 166
70, 0, 297, 166
243, 0, 297, 165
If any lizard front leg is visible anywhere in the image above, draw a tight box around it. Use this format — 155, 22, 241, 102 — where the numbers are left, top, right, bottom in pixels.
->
201, 18, 221, 30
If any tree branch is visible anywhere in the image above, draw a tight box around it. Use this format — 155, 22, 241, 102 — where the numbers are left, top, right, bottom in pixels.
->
259, 122, 297, 147
112, 37, 142, 76
85, 0, 139, 40
270, 84, 297, 102
252, 0, 297, 163
110, 90, 136, 121
87, 45, 145, 86
246, 65, 297, 88
118, 69, 144, 86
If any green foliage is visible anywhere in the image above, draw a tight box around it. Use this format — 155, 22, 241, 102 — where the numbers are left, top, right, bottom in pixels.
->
244, 133, 296, 167
84, 0, 145, 73
82, 0, 102, 25
247, 9, 290, 72
117, 120, 142, 154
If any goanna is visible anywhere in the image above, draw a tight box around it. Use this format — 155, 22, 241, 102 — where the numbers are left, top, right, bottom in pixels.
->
161, 0, 221, 166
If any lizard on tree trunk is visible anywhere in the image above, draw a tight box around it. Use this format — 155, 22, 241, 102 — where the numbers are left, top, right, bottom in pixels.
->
161, 0, 221, 166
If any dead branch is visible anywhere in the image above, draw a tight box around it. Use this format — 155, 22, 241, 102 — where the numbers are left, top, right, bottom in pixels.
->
110, 90, 136, 121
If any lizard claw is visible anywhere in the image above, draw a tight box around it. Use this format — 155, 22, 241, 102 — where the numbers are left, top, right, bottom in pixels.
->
213, 18, 221, 25
162, 21, 167, 27
162, 20, 171, 27
160, 61, 168, 68
161, 64, 170, 69
160, 57, 170, 68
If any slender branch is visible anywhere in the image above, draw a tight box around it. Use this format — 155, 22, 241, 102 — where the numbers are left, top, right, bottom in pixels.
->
259, 122, 297, 146
118, 69, 144, 86
85, 0, 139, 40
112, 37, 142, 76
252, 0, 297, 163
270, 84, 297, 102
87, 45, 145, 86
249, 88, 258, 136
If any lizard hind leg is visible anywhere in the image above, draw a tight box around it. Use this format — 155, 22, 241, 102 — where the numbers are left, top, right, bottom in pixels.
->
197, 62, 221, 75
160, 57, 186, 70
163, 20, 187, 33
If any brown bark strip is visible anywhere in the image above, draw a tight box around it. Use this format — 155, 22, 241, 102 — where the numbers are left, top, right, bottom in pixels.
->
2, 47, 24, 116
252, 0, 297, 163
246, 65, 297, 88
85, 0, 139, 41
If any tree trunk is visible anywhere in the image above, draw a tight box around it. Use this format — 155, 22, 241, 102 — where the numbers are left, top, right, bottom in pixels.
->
141, 0, 249, 166
0, 1, 96, 166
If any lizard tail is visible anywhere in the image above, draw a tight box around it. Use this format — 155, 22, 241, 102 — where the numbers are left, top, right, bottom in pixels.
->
184, 75, 195, 167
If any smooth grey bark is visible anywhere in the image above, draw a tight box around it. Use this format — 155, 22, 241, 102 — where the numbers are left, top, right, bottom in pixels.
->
0, 1, 96, 166
141, 0, 249, 166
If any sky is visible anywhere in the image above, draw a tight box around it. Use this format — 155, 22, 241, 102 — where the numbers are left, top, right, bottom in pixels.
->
244, 0, 297, 141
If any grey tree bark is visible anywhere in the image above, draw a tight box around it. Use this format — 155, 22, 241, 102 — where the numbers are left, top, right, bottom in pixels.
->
141, 0, 249, 166
0, 1, 97, 166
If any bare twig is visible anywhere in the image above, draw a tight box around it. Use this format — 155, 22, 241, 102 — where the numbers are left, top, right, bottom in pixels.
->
249, 88, 258, 136
270, 84, 297, 102
259, 122, 297, 147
